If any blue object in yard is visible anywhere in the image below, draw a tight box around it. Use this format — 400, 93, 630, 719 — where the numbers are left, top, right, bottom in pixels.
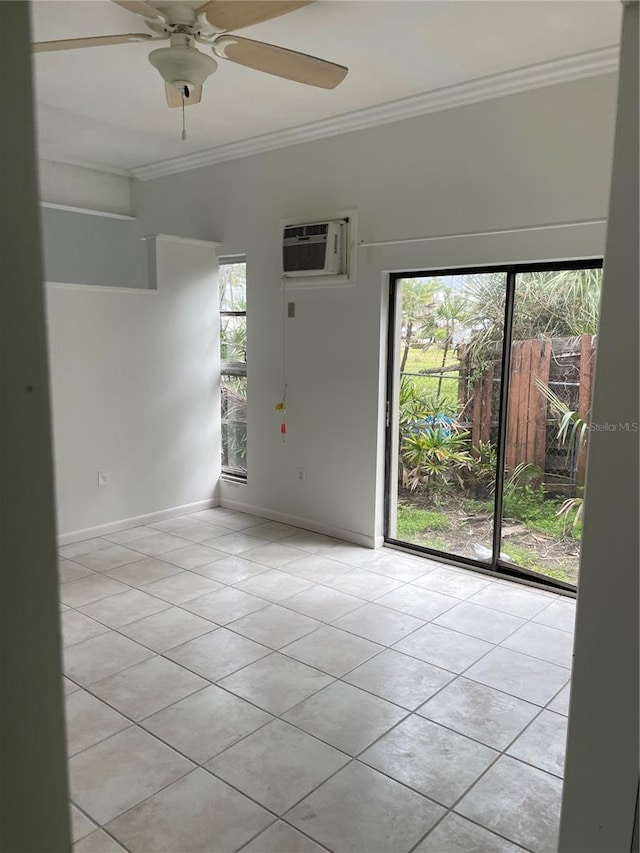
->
409, 415, 455, 436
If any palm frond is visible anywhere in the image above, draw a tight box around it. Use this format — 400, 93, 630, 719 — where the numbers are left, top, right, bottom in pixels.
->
557, 497, 584, 529
535, 377, 588, 446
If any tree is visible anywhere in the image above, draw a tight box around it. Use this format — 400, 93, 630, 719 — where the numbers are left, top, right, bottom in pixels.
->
399, 278, 439, 373
219, 262, 247, 362
464, 268, 602, 363
434, 288, 467, 396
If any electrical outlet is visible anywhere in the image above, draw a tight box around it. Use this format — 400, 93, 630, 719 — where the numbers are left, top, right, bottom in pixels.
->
97, 470, 108, 488
298, 467, 306, 482
287, 302, 296, 318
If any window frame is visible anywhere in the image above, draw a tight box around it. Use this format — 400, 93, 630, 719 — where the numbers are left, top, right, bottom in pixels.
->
384, 258, 603, 594
219, 256, 247, 481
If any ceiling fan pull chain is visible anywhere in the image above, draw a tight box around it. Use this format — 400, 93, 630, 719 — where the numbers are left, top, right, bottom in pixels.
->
181, 92, 187, 140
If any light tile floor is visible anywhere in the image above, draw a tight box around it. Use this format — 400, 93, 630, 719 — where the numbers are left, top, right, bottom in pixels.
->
60, 508, 574, 853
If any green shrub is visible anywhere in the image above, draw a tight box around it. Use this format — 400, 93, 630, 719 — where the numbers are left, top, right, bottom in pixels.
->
502, 484, 582, 540
461, 441, 497, 500
402, 429, 474, 495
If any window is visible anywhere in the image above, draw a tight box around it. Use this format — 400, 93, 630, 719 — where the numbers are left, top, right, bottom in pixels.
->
219, 258, 247, 479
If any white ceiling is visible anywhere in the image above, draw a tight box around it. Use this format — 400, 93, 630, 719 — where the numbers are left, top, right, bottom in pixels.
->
30, 0, 621, 175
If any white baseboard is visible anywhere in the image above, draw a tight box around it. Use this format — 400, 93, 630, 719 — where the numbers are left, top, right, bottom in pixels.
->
219, 496, 379, 549
57, 494, 382, 550
57, 498, 220, 545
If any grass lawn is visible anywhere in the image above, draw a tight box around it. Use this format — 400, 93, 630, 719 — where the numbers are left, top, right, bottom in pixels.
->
396, 506, 451, 539
396, 492, 579, 584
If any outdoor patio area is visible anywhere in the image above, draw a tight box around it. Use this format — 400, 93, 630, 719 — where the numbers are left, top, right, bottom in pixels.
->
60, 507, 575, 853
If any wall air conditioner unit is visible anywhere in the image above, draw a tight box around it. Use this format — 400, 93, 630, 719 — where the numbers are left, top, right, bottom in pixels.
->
282, 220, 346, 277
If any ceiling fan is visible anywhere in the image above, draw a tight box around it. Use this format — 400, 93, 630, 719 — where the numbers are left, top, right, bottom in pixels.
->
32, 1, 348, 110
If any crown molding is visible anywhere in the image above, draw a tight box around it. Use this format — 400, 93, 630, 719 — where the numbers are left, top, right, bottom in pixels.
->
38, 155, 134, 179
131, 45, 619, 181
40, 202, 135, 220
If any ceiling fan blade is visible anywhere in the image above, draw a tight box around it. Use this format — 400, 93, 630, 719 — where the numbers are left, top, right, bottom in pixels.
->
111, 1, 167, 23
212, 35, 347, 89
32, 33, 153, 53
195, 1, 313, 33
165, 82, 203, 108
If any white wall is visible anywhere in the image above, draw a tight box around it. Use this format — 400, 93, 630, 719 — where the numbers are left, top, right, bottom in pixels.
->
559, 2, 639, 849
38, 158, 133, 217
45, 235, 220, 537
129, 73, 617, 543
41, 206, 146, 289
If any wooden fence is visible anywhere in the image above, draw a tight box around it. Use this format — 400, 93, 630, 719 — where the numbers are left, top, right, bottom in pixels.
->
458, 334, 596, 490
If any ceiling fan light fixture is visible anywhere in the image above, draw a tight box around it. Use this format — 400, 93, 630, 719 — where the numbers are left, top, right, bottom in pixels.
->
148, 44, 218, 88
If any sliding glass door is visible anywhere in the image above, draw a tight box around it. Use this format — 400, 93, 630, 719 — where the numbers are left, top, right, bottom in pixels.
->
386, 271, 506, 565
385, 261, 602, 590
498, 267, 601, 585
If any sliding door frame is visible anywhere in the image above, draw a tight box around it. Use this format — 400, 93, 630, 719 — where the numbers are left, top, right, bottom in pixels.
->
384, 258, 603, 593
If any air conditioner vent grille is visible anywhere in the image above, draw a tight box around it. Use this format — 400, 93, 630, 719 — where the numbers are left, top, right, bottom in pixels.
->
283, 242, 327, 272
282, 219, 346, 277
284, 223, 329, 239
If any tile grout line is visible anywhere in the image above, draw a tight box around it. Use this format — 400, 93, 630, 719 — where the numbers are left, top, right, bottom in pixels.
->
407, 805, 535, 853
